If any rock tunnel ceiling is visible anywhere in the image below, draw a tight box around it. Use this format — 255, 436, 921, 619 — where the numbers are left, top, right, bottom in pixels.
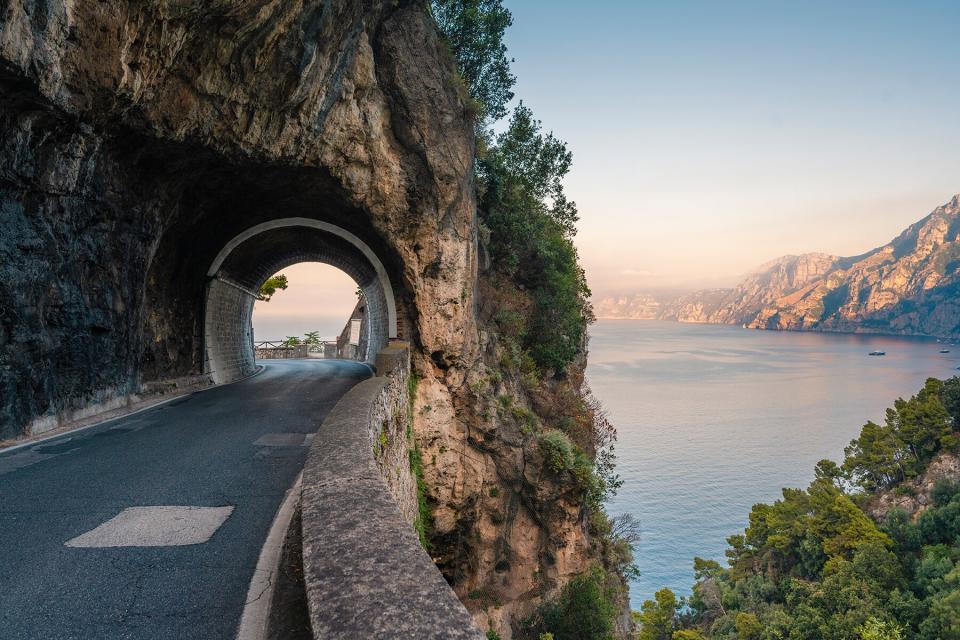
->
205, 221, 397, 382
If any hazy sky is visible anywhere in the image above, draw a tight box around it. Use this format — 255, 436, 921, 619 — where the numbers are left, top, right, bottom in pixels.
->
256, 2, 960, 336
252, 263, 359, 341
502, 0, 960, 293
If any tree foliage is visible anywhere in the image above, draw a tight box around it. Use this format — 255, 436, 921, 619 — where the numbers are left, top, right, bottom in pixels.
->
844, 378, 957, 492
258, 274, 288, 301
479, 104, 591, 373
431, 0, 515, 123
636, 588, 678, 640
640, 377, 960, 640
536, 568, 619, 640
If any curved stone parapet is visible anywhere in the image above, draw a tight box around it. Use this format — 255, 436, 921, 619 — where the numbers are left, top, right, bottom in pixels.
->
300, 344, 483, 639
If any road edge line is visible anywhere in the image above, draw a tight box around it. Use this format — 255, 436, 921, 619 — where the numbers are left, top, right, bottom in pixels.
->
0, 365, 267, 455
236, 471, 303, 640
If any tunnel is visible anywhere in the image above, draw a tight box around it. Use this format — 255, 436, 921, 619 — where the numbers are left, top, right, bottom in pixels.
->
0, 0, 472, 441
203, 219, 397, 383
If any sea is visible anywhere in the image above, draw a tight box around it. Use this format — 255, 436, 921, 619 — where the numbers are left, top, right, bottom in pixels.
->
589, 319, 960, 609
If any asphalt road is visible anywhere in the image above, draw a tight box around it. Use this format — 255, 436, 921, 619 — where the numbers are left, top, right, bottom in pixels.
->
0, 359, 371, 640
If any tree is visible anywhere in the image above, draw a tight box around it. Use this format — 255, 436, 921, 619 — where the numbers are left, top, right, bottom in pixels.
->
857, 617, 904, 640
539, 568, 618, 640
888, 379, 953, 473
919, 589, 960, 640
609, 513, 641, 580
431, 0, 515, 123
843, 421, 902, 492
482, 103, 578, 239
258, 274, 288, 301
281, 336, 301, 347
479, 104, 590, 373
940, 376, 960, 425
303, 331, 321, 347
814, 458, 845, 489
734, 612, 762, 640
637, 588, 678, 640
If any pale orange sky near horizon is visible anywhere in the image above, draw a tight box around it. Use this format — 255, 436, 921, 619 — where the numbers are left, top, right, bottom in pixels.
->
252, 263, 359, 342
578, 189, 960, 295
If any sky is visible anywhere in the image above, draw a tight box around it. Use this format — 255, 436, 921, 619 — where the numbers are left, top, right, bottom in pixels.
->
255, 1, 960, 336
501, 0, 960, 293
252, 263, 359, 341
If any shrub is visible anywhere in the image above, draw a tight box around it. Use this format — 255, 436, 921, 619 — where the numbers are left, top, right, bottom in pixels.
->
539, 568, 619, 640
539, 430, 575, 473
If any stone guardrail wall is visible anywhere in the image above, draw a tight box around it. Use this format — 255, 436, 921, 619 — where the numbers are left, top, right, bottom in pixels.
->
300, 343, 483, 639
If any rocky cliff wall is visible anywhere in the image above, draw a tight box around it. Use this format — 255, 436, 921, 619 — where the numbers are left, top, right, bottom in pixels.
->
866, 451, 960, 522
0, 0, 477, 434
0, 3, 604, 636
595, 196, 960, 340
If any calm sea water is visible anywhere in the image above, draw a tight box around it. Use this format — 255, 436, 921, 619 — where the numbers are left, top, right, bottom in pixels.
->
589, 319, 960, 608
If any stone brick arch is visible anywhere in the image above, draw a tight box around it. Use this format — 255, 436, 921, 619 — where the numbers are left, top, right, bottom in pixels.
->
203, 220, 398, 383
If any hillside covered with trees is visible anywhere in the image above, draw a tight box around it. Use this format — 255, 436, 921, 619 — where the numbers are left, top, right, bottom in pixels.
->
638, 377, 960, 640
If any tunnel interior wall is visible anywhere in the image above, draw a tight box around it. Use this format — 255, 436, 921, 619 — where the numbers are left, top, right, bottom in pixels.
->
204, 280, 257, 385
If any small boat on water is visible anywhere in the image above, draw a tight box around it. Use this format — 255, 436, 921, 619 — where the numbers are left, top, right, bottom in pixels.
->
869, 351, 886, 356
940, 349, 950, 353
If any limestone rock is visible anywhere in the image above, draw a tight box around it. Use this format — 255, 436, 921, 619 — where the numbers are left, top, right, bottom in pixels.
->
0, 2, 608, 635
596, 195, 960, 339
866, 451, 960, 521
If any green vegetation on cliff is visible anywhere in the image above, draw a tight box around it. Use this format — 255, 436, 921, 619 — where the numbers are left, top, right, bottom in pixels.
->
639, 377, 960, 640
432, 0, 592, 377
478, 103, 592, 374
432, 2, 631, 638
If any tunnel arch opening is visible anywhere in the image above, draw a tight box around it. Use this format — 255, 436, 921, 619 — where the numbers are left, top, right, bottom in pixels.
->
203, 219, 398, 384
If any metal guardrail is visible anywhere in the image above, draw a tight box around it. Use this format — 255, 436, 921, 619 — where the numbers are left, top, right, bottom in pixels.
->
253, 341, 341, 359
254, 341, 338, 352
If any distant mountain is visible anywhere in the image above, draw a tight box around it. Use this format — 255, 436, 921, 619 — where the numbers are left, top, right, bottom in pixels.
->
595, 195, 960, 339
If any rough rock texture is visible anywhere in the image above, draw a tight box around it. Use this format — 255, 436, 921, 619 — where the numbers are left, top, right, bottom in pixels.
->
0, 0, 477, 432
595, 196, 960, 339
866, 451, 960, 521
0, 2, 602, 636
300, 357, 483, 639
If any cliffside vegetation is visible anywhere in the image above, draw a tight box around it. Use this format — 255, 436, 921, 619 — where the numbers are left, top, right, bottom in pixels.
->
638, 377, 960, 640
431, 1, 632, 637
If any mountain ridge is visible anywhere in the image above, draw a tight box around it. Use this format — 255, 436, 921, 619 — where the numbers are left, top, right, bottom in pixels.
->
596, 194, 960, 339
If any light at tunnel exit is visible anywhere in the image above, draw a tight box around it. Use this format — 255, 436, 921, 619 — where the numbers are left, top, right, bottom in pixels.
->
252, 262, 360, 342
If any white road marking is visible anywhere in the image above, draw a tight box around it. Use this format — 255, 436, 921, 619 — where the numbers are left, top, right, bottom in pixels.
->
235, 473, 302, 640
65, 506, 234, 548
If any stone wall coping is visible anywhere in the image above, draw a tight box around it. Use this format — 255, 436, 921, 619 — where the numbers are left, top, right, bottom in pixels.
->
300, 347, 483, 639
374, 340, 412, 376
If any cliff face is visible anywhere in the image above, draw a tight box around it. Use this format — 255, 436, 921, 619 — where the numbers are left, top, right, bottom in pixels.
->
596, 196, 960, 339
866, 451, 960, 522
0, 2, 603, 636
